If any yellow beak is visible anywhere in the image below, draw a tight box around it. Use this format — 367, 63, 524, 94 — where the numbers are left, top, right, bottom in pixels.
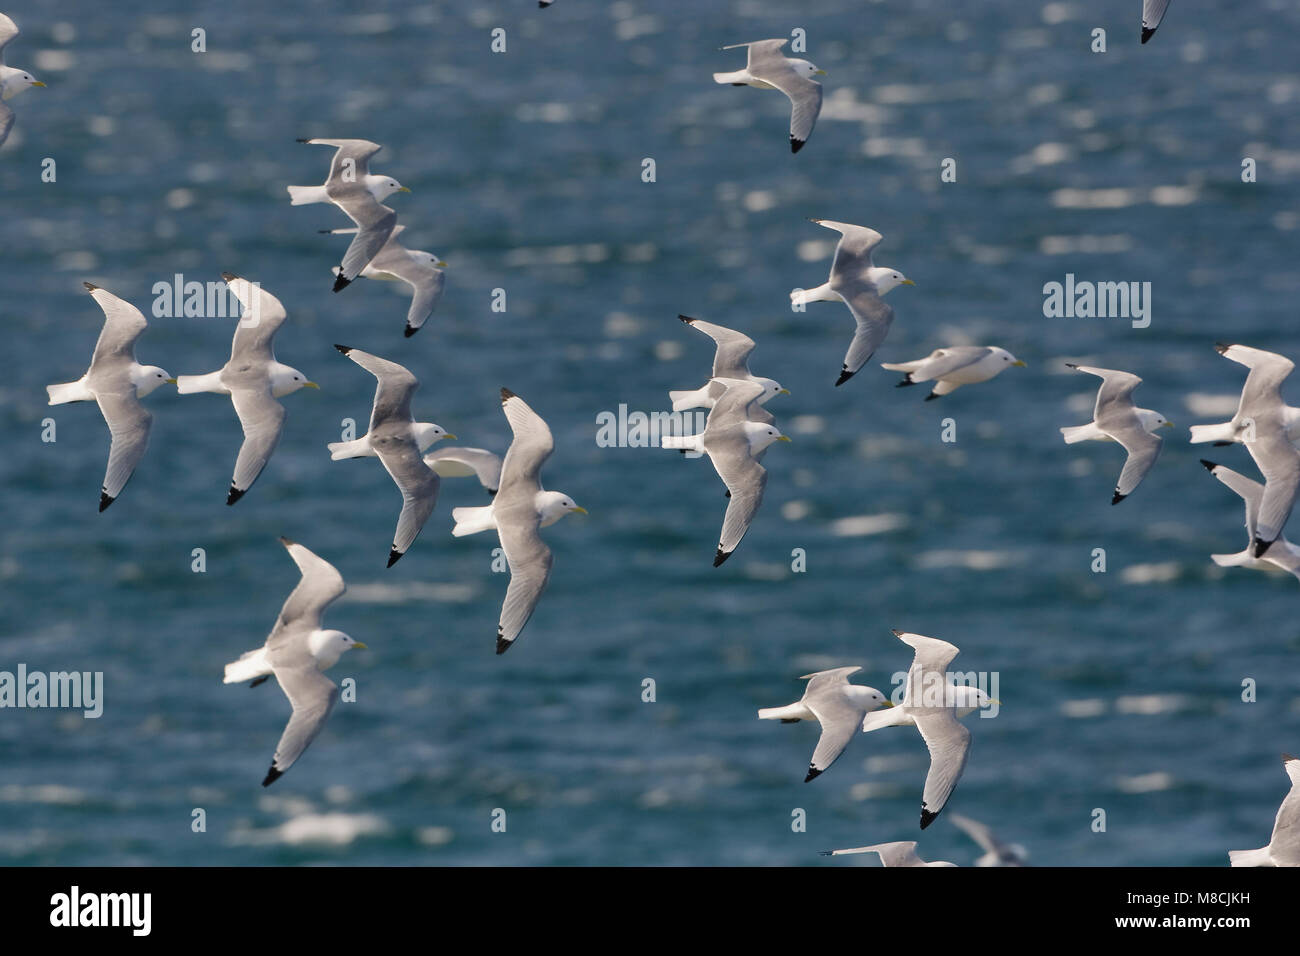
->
778, 388, 791, 396
398, 186, 411, 193
303, 382, 320, 389
165, 377, 178, 384
1012, 360, 1027, 367
776, 435, 792, 442
351, 641, 368, 650
31, 81, 46, 88
815, 69, 827, 76
881, 701, 894, 708
1162, 421, 1175, 428
570, 506, 588, 515
901, 279, 916, 286
443, 433, 458, 441
436, 261, 448, 268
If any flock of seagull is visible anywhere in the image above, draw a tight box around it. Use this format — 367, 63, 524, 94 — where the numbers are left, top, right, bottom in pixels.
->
13, 0, 1299, 865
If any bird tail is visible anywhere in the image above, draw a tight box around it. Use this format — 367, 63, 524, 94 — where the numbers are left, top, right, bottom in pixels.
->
223, 648, 272, 685
669, 388, 708, 411
1059, 424, 1096, 444
287, 184, 328, 206
713, 70, 749, 85
879, 361, 921, 373
661, 434, 705, 452
1210, 550, 1254, 568
758, 704, 804, 721
1228, 847, 1272, 867
1189, 421, 1237, 444
175, 371, 225, 395
327, 437, 372, 460
452, 505, 496, 537
46, 380, 92, 405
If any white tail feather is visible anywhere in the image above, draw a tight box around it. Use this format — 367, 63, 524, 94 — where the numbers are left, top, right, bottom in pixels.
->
758, 704, 805, 721
46, 380, 93, 405
661, 434, 705, 452
1060, 424, 1098, 444
1189, 422, 1238, 444
223, 647, 272, 684
327, 436, 373, 460
287, 184, 329, 206
452, 505, 496, 537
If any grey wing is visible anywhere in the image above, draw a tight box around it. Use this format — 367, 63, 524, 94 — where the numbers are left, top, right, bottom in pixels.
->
341, 347, 419, 428
713, 447, 767, 558
228, 387, 287, 500
914, 347, 991, 382
1271, 758, 1300, 865
1072, 365, 1142, 419
684, 318, 757, 379
224, 274, 289, 364
838, 290, 896, 377
86, 286, 149, 370
1207, 463, 1264, 540
705, 378, 766, 428
822, 220, 885, 268
767, 71, 823, 150
1112, 427, 1163, 499
800, 665, 863, 694
96, 391, 153, 503
915, 711, 972, 827
376, 442, 440, 560
273, 538, 346, 637
496, 520, 554, 651
739, 37, 789, 70
1245, 437, 1300, 544
0, 13, 17, 63
1142, 0, 1172, 40
805, 694, 865, 778
0, 99, 12, 148
423, 447, 503, 493
871, 842, 924, 867
498, 389, 555, 496
335, 198, 398, 282
395, 261, 445, 335
264, 661, 339, 782
947, 813, 1001, 855
309, 138, 383, 183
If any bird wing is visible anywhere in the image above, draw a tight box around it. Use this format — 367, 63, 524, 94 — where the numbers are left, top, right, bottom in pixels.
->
376, 441, 440, 559
338, 346, 419, 431
1112, 426, 1163, 499
95, 390, 153, 503
85, 285, 149, 371
228, 386, 287, 500
270, 537, 347, 642
495, 518, 554, 651
263, 660, 339, 781
497, 388, 555, 498
681, 316, 757, 379
423, 447, 503, 493
1270, 755, 1300, 866
915, 711, 972, 827
224, 274, 288, 365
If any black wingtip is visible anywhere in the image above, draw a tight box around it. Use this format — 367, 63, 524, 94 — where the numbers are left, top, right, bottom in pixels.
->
1254, 537, 1274, 558
334, 344, 352, 354
804, 766, 823, 783
1212, 441, 1233, 447
249, 675, 270, 688
790, 137, 806, 154
896, 376, 916, 388
818, 850, 834, 856
678, 314, 696, 324
487, 488, 497, 497
332, 273, 351, 293
501, 387, 516, 403
1200, 459, 1218, 472
221, 271, 239, 282
713, 548, 731, 567
262, 766, 283, 787
496, 634, 512, 655
890, 628, 905, 636
920, 808, 938, 830
1064, 362, 1079, 369
279, 535, 295, 547
924, 391, 940, 402
1141, 27, 1155, 44
227, 485, 247, 506
295, 138, 311, 143
1214, 342, 1232, 354
387, 548, 402, 568
1111, 491, 1127, 505
83, 281, 99, 292
403, 324, 418, 338
835, 368, 854, 387
98, 491, 114, 512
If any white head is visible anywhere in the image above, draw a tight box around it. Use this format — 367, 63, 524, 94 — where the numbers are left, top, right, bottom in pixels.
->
847, 685, 891, 711
753, 377, 790, 404
413, 422, 454, 451
269, 363, 319, 397
950, 685, 995, 716
413, 251, 448, 269
1137, 408, 1174, 433
742, 421, 791, 454
0, 68, 45, 101
365, 175, 410, 202
787, 59, 827, 80
989, 347, 1026, 369
534, 490, 587, 527
131, 365, 175, 397
307, 629, 367, 670
867, 266, 914, 295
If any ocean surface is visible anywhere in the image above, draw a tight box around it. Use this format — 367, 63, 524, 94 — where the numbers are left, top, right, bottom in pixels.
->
2, 0, 1299, 866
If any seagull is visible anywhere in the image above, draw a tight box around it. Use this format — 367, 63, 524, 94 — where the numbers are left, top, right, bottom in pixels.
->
860, 630, 995, 829
819, 841, 955, 866
1228, 754, 1299, 866
758, 666, 890, 782
451, 389, 585, 655
289, 139, 408, 292
175, 275, 318, 505
332, 345, 452, 567
1061, 364, 1171, 505
423, 446, 503, 495
668, 315, 788, 425
661, 378, 790, 566
1190, 344, 1300, 556
713, 38, 825, 153
882, 347, 1025, 400
947, 813, 1029, 866
792, 220, 914, 386
222, 537, 366, 787
1141, 0, 1173, 43
46, 284, 174, 511
0, 13, 45, 149
324, 225, 446, 337
1200, 460, 1300, 582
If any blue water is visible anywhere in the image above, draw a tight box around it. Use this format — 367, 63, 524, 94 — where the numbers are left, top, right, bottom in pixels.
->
2, 0, 1299, 865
